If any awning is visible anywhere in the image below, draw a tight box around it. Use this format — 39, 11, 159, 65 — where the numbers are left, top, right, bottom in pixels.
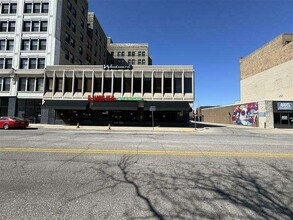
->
144, 101, 191, 111
42, 100, 88, 110
90, 102, 138, 111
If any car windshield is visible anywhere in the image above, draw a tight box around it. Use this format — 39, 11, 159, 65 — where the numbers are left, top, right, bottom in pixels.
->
10, 117, 24, 120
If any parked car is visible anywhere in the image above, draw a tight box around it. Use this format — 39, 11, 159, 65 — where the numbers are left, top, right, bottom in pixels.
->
0, 116, 29, 130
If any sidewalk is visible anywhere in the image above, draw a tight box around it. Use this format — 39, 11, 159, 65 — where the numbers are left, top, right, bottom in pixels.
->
29, 124, 196, 133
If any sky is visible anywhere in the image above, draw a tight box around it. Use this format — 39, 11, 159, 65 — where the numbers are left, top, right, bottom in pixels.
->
88, 0, 293, 107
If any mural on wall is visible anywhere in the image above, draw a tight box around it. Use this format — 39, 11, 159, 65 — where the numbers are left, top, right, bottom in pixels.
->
232, 103, 258, 126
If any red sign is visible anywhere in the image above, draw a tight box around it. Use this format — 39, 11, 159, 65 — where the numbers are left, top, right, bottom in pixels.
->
88, 95, 115, 102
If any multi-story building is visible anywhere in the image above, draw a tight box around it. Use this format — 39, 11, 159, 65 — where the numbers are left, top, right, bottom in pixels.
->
107, 37, 152, 66
0, 0, 107, 122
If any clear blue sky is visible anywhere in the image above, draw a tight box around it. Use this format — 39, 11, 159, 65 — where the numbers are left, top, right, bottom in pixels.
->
88, 0, 293, 107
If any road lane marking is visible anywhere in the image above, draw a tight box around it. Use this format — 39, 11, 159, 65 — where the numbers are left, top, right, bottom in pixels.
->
0, 148, 292, 158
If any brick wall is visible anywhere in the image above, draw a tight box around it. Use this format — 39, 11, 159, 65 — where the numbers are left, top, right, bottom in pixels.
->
240, 34, 293, 80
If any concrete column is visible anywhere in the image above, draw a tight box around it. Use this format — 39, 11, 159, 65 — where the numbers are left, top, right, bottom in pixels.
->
8, 97, 17, 116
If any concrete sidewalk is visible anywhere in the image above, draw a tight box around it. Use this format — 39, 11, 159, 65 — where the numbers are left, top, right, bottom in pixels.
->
29, 124, 196, 132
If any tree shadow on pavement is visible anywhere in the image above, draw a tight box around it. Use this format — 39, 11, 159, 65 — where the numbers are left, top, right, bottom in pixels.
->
62, 156, 293, 220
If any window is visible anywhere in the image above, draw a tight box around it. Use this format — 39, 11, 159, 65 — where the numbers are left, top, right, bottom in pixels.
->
132, 59, 135, 65
1, 4, 9, 14
64, 49, 69, 60
0, 40, 5, 50
81, 6, 85, 15
10, 4, 17, 14
32, 21, 39, 32
5, 58, 12, 69
80, 32, 84, 41
117, 51, 120, 57
46, 78, 53, 92
42, 3, 49, 13
40, 21, 47, 31
21, 40, 30, 50
29, 58, 37, 69
84, 78, 92, 93
39, 40, 46, 50
33, 3, 41, 13
164, 78, 172, 93
71, 23, 76, 33
128, 59, 131, 65
128, 51, 131, 56
67, 1, 72, 11
143, 77, 152, 93
65, 77, 72, 92
74, 78, 82, 92
3, 40, 14, 52
0, 58, 4, 69
121, 51, 125, 57
0, 22, 7, 32
104, 78, 112, 93
72, 7, 76, 18
154, 78, 162, 93
55, 78, 63, 92
70, 38, 75, 48
174, 78, 182, 93
3, 78, 10, 91
81, 20, 84, 29
23, 21, 31, 32
94, 78, 102, 92
24, 3, 32, 13
19, 78, 26, 91
132, 51, 135, 56
20, 58, 28, 69
184, 78, 192, 93
69, 53, 74, 63
114, 77, 121, 93
27, 78, 35, 91
138, 59, 141, 65
36, 78, 43, 91
65, 32, 70, 43
134, 77, 141, 93
142, 59, 145, 65
138, 51, 141, 56
79, 46, 83, 55
8, 21, 15, 32
66, 16, 71, 27
142, 51, 145, 56
38, 58, 45, 69
124, 78, 131, 93
30, 40, 38, 50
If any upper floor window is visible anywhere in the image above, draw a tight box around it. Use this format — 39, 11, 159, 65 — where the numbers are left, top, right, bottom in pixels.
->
42, 3, 49, 13
40, 21, 48, 31
6, 40, 14, 50
1, 4, 9, 14
24, 3, 49, 14
8, 21, 15, 32
33, 3, 41, 13
138, 51, 141, 56
67, 1, 72, 11
142, 51, 146, 56
0, 22, 8, 32
72, 7, 76, 18
24, 3, 32, 13
0, 39, 14, 51
142, 59, 146, 65
132, 51, 135, 56
10, 4, 17, 14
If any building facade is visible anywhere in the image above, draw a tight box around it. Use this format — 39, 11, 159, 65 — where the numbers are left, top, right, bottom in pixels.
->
41, 65, 194, 126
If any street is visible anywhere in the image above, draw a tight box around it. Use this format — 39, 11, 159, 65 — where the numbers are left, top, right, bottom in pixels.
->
0, 127, 292, 219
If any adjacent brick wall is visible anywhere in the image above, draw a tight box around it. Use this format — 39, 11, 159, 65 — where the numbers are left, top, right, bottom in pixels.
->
240, 34, 293, 80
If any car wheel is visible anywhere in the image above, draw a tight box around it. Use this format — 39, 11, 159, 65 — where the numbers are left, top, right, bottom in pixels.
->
3, 124, 9, 130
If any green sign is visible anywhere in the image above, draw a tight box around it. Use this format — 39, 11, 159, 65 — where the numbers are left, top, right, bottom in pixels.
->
116, 97, 144, 101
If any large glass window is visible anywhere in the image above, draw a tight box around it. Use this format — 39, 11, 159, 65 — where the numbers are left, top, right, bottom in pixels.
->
143, 77, 151, 93
114, 77, 121, 93
164, 78, 172, 93
84, 78, 92, 93
154, 78, 161, 93
55, 78, 63, 92
27, 78, 35, 91
65, 77, 72, 92
184, 78, 192, 93
104, 78, 112, 93
134, 78, 141, 93
123, 78, 131, 93
74, 78, 82, 92
94, 78, 102, 92
46, 78, 53, 92
174, 78, 182, 93
19, 78, 26, 91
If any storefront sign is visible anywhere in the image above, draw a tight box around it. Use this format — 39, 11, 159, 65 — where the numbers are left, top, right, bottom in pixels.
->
116, 97, 144, 101
277, 102, 293, 111
103, 65, 133, 70
88, 95, 115, 102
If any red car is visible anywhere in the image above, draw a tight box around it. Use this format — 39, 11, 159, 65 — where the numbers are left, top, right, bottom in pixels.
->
0, 116, 29, 130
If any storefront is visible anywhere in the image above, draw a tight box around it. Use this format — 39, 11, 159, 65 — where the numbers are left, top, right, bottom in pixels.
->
273, 101, 293, 128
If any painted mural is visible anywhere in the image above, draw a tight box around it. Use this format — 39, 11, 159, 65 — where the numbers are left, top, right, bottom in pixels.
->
232, 103, 258, 126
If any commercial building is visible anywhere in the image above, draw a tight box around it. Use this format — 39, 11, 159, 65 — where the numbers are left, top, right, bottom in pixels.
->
0, 0, 194, 126
41, 65, 194, 126
201, 34, 293, 128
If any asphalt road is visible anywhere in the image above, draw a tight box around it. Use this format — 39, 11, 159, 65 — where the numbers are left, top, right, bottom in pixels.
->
0, 127, 292, 220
